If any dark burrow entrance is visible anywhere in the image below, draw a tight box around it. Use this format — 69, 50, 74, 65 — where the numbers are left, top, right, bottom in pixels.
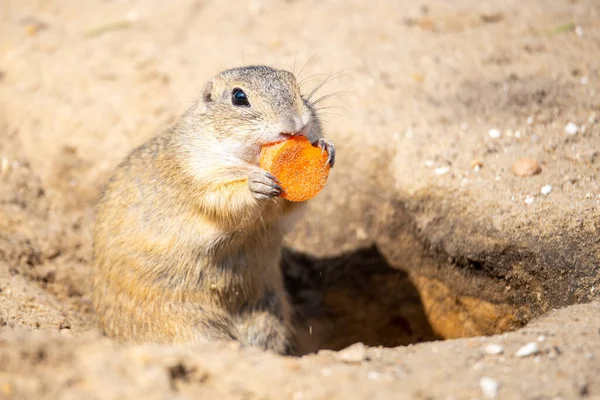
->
283, 246, 440, 355
282, 240, 531, 356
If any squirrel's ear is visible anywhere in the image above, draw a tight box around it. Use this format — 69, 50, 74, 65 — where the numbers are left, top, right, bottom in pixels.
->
201, 81, 214, 103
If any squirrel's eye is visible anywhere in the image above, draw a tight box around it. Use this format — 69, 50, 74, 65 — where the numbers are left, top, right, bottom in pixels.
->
232, 88, 250, 107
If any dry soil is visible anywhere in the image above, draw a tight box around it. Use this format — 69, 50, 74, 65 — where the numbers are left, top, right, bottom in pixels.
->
0, 0, 599, 399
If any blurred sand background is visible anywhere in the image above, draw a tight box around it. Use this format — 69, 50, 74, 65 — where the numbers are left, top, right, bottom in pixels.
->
1, 0, 599, 398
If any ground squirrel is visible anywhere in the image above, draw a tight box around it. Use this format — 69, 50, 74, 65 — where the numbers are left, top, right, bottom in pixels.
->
92, 65, 335, 354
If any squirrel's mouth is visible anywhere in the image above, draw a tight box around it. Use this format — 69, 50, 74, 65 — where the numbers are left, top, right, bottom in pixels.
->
272, 132, 319, 147
265, 129, 309, 146
272, 131, 303, 143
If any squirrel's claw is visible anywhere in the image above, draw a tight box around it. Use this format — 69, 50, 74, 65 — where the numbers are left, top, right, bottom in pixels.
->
317, 138, 336, 168
248, 170, 283, 200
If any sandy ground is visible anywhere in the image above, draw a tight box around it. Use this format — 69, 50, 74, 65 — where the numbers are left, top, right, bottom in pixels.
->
0, 0, 599, 398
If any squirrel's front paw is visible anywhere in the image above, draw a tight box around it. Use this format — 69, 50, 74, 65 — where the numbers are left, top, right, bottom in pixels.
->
248, 169, 283, 200
317, 138, 336, 168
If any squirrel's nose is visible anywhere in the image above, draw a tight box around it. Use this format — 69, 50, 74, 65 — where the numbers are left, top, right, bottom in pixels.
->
281, 116, 304, 135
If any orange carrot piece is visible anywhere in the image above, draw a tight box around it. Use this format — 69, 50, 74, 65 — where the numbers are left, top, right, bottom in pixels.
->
260, 136, 330, 202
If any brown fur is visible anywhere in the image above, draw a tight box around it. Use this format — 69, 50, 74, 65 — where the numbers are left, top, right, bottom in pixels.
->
92, 66, 333, 354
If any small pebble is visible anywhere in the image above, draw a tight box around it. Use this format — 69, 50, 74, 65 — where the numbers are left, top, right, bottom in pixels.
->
488, 128, 501, 138
527, 116, 534, 125
524, 195, 534, 205
435, 166, 450, 175
512, 158, 541, 177
471, 159, 484, 170
355, 227, 368, 241
581, 77, 589, 85
516, 342, 540, 357
479, 377, 500, 399
548, 346, 561, 359
59, 328, 73, 337
336, 342, 367, 363
424, 160, 435, 167
537, 335, 546, 342
483, 343, 504, 355
565, 122, 579, 135
575, 26, 584, 37
541, 185, 552, 196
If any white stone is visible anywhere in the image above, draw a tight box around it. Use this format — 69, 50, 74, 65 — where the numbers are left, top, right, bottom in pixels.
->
541, 185, 552, 196
565, 122, 579, 135
336, 342, 367, 363
435, 166, 450, 175
516, 342, 540, 357
524, 195, 534, 205
483, 343, 504, 355
488, 129, 501, 138
480, 377, 500, 399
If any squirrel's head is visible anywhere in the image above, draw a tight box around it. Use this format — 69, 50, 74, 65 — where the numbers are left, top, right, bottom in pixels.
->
186, 65, 322, 165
